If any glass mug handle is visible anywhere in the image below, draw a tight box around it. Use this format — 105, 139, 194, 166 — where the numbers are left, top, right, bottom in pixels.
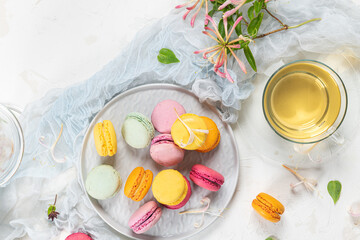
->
293, 127, 345, 163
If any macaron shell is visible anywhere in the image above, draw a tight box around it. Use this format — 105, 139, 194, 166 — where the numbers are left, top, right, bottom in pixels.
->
171, 113, 208, 150
152, 169, 187, 205
65, 233, 92, 240
124, 167, 153, 202
257, 192, 285, 214
85, 165, 122, 200
103, 120, 117, 156
150, 134, 185, 167
164, 176, 192, 209
252, 199, 281, 223
128, 201, 162, 234
122, 112, 154, 149
190, 164, 224, 191
196, 117, 220, 153
93, 122, 108, 156
151, 99, 186, 134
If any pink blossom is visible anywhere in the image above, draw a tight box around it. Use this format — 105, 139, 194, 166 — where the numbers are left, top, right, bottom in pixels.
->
176, 0, 212, 27
194, 15, 251, 82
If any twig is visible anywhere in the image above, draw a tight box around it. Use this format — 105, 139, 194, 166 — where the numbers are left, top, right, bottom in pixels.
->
254, 18, 321, 39
264, 7, 286, 27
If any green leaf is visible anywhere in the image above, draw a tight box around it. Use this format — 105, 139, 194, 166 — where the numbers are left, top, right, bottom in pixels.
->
327, 180, 342, 204
208, 9, 215, 17
218, 19, 225, 39
248, 6, 255, 20
234, 12, 242, 36
244, 45, 257, 71
247, 12, 263, 36
245, 0, 255, 3
265, 237, 278, 240
48, 205, 56, 215
157, 48, 180, 64
254, 1, 263, 15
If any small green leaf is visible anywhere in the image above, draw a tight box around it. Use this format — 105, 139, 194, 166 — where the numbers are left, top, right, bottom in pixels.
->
244, 45, 257, 71
248, 6, 255, 20
254, 2, 260, 15
235, 21, 242, 35
208, 9, 215, 17
254, 1, 263, 15
157, 48, 180, 64
327, 180, 342, 204
265, 237, 278, 240
48, 205, 56, 215
245, 0, 255, 3
228, 15, 235, 29
218, 19, 225, 38
247, 12, 263, 36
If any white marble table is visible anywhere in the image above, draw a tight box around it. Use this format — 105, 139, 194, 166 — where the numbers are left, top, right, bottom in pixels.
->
1, 0, 360, 239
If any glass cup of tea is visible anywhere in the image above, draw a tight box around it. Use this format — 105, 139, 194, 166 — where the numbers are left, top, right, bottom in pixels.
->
262, 60, 347, 145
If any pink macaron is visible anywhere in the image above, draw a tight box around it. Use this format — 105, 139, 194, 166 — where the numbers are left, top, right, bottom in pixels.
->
164, 176, 192, 210
128, 201, 162, 234
65, 233, 92, 240
189, 164, 225, 191
150, 134, 185, 167
151, 99, 186, 134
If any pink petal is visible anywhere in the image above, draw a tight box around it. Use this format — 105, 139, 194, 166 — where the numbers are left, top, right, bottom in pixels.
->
183, 10, 191, 20
175, 2, 190, 8
229, 48, 247, 74
227, 16, 243, 40
218, 0, 232, 10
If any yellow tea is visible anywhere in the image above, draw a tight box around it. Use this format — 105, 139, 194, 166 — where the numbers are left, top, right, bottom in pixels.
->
263, 61, 341, 140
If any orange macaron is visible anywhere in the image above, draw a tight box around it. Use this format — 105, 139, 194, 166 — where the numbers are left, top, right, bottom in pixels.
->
252, 192, 285, 222
196, 116, 220, 153
124, 167, 153, 201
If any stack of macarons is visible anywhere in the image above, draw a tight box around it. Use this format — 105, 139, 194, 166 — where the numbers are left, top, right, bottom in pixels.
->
84, 99, 226, 235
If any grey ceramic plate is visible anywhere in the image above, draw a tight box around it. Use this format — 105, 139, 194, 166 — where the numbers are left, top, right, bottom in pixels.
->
80, 84, 239, 240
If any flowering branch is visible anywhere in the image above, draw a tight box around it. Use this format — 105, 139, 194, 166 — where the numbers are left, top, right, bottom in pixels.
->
175, 0, 321, 82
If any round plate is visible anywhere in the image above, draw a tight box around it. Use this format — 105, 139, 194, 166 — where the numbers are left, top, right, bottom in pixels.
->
238, 53, 360, 168
80, 84, 239, 239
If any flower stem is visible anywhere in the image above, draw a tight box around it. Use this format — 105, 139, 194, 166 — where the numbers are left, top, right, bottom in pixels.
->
54, 194, 57, 206
254, 18, 321, 39
264, 7, 286, 27
288, 18, 322, 29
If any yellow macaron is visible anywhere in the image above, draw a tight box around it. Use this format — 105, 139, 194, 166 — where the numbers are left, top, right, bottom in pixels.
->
171, 113, 208, 150
152, 169, 188, 206
196, 116, 220, 153
93, 120, 117, 156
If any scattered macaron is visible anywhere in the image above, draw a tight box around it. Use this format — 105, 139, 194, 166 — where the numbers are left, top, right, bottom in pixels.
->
171, 113, 208, 150
124, 167, 153, 202
65, 233, 92, 240
252, 192, 285, 223
150, 134, 185, 167
85, 165, 122, 200
152, 169, 192, 209
151, 99, 186, 134
121, 112, 155, 149
93, 120, 117, 156
128, 201, 162, 234
196, 116, 220, 153
189, 164, 224, 191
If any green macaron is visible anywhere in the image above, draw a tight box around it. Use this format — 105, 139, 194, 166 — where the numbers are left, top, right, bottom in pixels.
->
85, 164, 122, 200
121, 112, 155, 149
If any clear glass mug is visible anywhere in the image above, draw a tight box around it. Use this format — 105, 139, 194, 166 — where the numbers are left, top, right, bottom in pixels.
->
0, 103, 24, 186
262, 60, 348, 162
